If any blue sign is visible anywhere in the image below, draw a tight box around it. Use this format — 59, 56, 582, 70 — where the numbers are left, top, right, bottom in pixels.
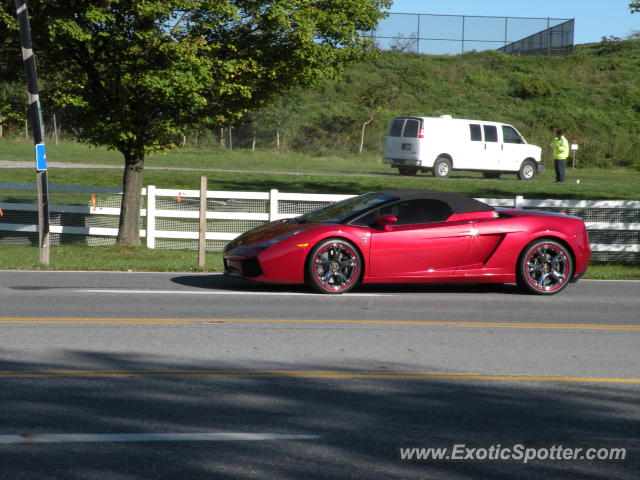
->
35, 143, 47, 171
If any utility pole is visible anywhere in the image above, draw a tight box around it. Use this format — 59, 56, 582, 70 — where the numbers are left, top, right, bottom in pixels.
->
14, 0, 50, 264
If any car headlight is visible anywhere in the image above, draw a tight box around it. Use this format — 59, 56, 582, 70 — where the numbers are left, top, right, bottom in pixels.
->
258, 229, 305, 250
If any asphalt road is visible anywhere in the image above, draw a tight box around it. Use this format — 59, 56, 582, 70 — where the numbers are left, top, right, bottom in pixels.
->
0, 270, 638, 479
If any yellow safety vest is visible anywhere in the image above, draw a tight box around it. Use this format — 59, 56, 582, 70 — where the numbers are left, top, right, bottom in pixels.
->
551, 136, 570, 160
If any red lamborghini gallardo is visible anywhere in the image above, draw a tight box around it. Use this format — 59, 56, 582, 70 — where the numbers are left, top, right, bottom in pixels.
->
223, 190, 590, 295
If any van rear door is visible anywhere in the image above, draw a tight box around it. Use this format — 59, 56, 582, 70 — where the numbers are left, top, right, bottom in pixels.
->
385, 117, 422, 163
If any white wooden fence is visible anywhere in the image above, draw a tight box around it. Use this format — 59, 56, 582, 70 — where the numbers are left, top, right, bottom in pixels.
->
1, 182, 639, 261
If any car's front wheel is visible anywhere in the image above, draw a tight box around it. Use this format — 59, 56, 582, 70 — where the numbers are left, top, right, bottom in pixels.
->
307, 239, 362, 294
517, 239, 574, 295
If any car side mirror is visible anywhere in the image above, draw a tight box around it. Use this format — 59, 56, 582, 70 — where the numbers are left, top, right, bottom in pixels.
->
375, 214, 398, 231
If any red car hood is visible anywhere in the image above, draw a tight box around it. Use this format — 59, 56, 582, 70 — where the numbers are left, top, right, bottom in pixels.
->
224, 218, 321, 251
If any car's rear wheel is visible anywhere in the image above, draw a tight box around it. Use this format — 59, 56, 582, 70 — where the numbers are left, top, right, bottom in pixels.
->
307, 239, 361, 294
433, 156, 451, 178
517, 239, 574, 295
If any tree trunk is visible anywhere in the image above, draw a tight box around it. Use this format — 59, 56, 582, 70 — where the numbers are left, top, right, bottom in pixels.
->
116, 152, 145, 246
359, 113, 375, 155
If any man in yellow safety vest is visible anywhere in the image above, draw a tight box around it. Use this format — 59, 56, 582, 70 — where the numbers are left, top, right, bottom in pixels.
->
551, 130, 570, 183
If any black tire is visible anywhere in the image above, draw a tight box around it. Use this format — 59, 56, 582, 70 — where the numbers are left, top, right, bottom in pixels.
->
483, 172, 501, 179
307, 239, 362, 294
517, 160, 536, 180
398, 166, 418, 176
432, 156, 451, 178
516, 239, 574, 295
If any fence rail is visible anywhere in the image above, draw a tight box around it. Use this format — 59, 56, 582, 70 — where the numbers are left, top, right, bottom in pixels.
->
1, 182, 639, 261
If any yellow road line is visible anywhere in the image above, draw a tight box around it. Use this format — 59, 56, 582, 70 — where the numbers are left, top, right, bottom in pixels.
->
0, 317, 639, 330
0, 369, 639, 383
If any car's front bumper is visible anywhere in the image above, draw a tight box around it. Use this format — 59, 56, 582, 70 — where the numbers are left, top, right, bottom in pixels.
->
223, 255, 263, 278
223, 242, 310, 284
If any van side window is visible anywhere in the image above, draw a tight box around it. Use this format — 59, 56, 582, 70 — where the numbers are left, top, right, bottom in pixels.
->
483, 125, 498, 142
389, 119, 404, 137
502, 126, 522, 144
469, 124, 482, 141
402, 119, 420, 138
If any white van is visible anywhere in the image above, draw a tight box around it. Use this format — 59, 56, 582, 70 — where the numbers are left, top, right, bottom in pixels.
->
383, 115, 543, 180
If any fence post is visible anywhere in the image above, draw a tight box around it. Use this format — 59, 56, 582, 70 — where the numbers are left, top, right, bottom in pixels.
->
146, 184, 156, 249
269, 189, 278, 221
198, 176, 207, 269
514, 195, 524, 208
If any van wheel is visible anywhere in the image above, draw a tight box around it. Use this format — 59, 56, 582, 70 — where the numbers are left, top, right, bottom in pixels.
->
518, 160, 536, 180
433, 157, 451, 178
398, 166, 418, 176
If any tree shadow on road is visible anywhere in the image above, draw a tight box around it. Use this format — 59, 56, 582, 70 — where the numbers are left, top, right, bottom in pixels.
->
0, 351, 637, 479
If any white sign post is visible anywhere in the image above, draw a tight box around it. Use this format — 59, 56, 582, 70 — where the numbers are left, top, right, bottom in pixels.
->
571, 144, 579, 170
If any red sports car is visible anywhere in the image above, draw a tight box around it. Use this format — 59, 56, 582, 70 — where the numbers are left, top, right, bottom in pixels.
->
223, 190, 590, 295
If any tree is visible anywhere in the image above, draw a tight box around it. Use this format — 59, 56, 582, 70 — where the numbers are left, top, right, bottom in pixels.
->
0, 81, 25, 137
0, 0, 390, 245
356, 76, 396, 154
390, 33, 418, 53
631, 2, 640, 13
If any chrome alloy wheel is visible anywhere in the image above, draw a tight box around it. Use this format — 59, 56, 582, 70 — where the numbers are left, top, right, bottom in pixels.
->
310, 241, 360, 293
522, 241, 572, 294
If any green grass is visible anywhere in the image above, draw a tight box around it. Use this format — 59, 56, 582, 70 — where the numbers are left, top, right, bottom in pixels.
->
0, 138, 387, 173
2, 143, 639, 275
2, 143, 640, 200
0, 244, 223, 272
0, 244, 638, 280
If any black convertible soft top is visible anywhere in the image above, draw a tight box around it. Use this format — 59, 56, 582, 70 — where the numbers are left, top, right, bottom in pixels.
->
376, 190, 494, 214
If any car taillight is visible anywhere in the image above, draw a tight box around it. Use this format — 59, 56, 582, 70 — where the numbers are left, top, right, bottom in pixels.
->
418, 128, 424, 138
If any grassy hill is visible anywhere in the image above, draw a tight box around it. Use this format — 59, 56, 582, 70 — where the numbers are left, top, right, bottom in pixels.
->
234, 39, 640, 170
2, 39, 639, 170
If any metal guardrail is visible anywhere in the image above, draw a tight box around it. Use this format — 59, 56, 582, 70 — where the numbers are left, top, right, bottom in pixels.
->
1, 182, 638, 261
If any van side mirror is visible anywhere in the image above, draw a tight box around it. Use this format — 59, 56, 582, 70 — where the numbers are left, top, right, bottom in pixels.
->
375, 214, 398, 231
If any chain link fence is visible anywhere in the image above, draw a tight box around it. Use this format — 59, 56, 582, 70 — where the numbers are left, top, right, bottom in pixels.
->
362, 13, 574, 56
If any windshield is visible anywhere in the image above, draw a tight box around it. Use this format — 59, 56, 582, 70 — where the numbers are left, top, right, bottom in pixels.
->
297, 193, 397, 224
